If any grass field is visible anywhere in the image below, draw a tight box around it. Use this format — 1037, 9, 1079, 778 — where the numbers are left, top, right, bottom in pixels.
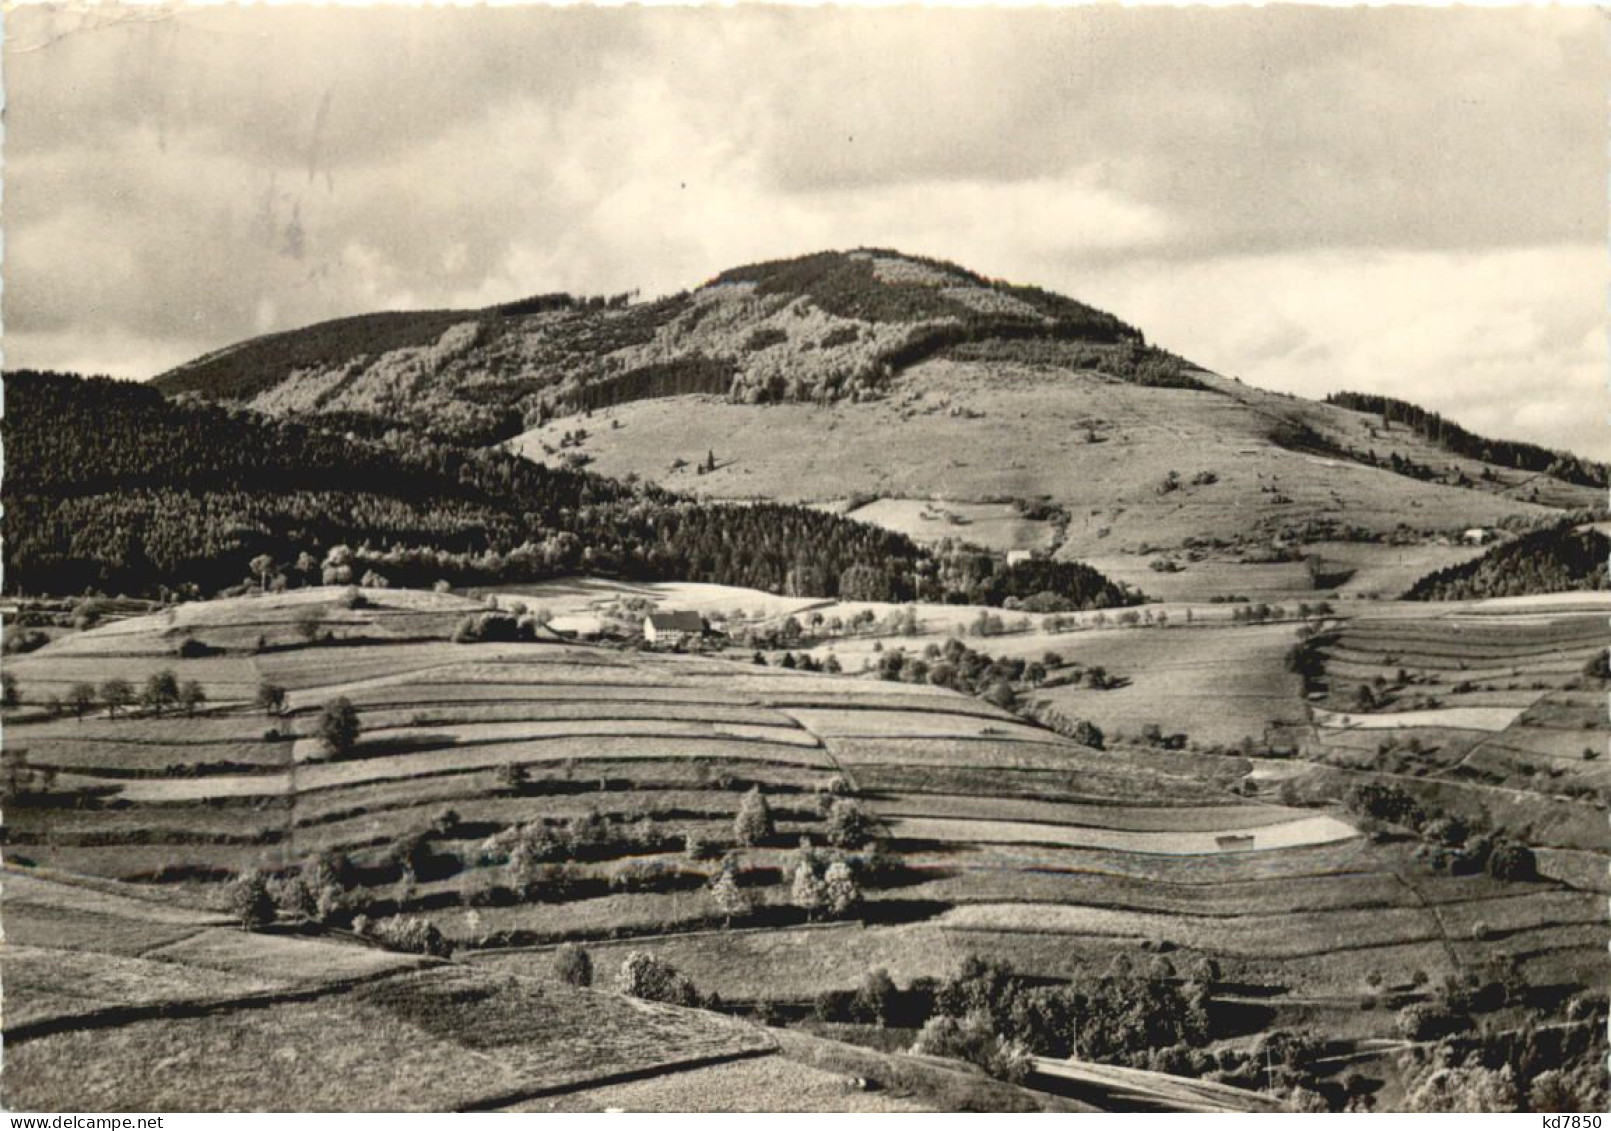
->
884, 813, 1357, 854
528, 1046, 934, 1112
4, 966, 773, 1111
1026, 622, 1307, 747
841, 497, 1059, 554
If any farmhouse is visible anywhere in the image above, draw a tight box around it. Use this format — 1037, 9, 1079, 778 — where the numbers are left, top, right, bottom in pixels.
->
643, 609, 705, 648
1006, 549, 1036, 566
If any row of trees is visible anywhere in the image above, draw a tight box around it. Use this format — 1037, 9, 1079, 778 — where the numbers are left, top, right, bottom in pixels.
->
1325, 391, 1608, 488
26, 671, 207, 720
705, 845, 864, 927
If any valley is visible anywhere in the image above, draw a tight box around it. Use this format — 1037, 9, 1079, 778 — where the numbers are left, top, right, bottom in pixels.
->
4, 248, 1606, 1113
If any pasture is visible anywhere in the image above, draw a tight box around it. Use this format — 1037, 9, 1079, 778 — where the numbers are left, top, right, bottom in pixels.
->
1027, 622, 1308, 747
509, 362, 1570, 567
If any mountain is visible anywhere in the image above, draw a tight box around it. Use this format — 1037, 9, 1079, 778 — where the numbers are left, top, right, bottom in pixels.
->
149, 248, 1605, 601
152, 249, 1182, 444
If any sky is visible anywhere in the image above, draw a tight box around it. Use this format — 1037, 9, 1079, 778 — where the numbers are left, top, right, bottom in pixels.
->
4, 3, 1607, 458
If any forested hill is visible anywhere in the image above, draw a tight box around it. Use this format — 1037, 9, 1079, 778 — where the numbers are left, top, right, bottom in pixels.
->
1404, 525, 1609, 601
1325, 392, 1608, 489
151, 248, 1194, 444
1, 370, 1141, 610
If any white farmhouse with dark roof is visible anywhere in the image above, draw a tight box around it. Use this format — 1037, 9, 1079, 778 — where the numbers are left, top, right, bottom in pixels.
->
643, 609, 705, 648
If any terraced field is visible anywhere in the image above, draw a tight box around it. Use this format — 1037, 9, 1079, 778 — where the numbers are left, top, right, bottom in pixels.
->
4, 584, 1602, 1110
2, 868, 803, 1112
1306, 596, 1609, 816
1261, 596, 1611, 998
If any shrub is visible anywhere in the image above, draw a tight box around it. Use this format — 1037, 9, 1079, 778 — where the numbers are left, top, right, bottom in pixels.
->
268, 873, 317, 921
825, 799, 874, 848
683, 830, 721, 861
552, 943, 593, 987
1396, 1002, 1469, 1041
1486, 841, 1537, 882
294, 608, 325, 642
3, 626, 49, 655
616, 951, 700, 1006
368, 914, 452, 957
229, 869, 276, 930
454, 611, 543, 644
911, 1011, 1033, 1083
744, 326, 788, 351
850, 968, 898, 1027
1287, 1086, 1331, 1113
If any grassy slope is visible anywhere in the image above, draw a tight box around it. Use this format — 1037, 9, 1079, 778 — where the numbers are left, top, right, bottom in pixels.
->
509, 361, 1585, 583
2, 869, 780, 1111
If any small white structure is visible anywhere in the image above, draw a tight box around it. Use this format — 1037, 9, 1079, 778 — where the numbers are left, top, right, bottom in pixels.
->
1006, 549, 1036, 567
643, 610, 704, 648
548, 613, 606, 640
1461, 528, 1492, 545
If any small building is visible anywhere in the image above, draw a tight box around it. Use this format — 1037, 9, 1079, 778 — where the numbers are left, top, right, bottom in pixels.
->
1006, 549, 1036, 567
548, 613, 607, 640
1461, 528, 1492, 545
643, 610, 705, 648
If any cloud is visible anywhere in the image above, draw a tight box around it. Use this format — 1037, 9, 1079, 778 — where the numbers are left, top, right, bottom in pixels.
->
3, 4, 1604, 461
1081, 244, 1611, 460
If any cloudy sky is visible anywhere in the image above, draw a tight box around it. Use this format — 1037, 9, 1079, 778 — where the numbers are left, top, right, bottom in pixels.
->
5, 4, 1607, 457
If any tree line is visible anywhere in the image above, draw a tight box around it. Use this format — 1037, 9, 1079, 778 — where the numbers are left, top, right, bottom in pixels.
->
1325, 391, 1607, 488
1404, 525, 1608, 601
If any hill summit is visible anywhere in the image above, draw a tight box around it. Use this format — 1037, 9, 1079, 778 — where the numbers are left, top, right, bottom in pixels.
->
154, 249, 1191, 444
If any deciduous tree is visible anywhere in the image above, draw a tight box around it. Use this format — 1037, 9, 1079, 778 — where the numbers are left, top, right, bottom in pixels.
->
733, 786, 774, 846
318, 697, 361, 759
